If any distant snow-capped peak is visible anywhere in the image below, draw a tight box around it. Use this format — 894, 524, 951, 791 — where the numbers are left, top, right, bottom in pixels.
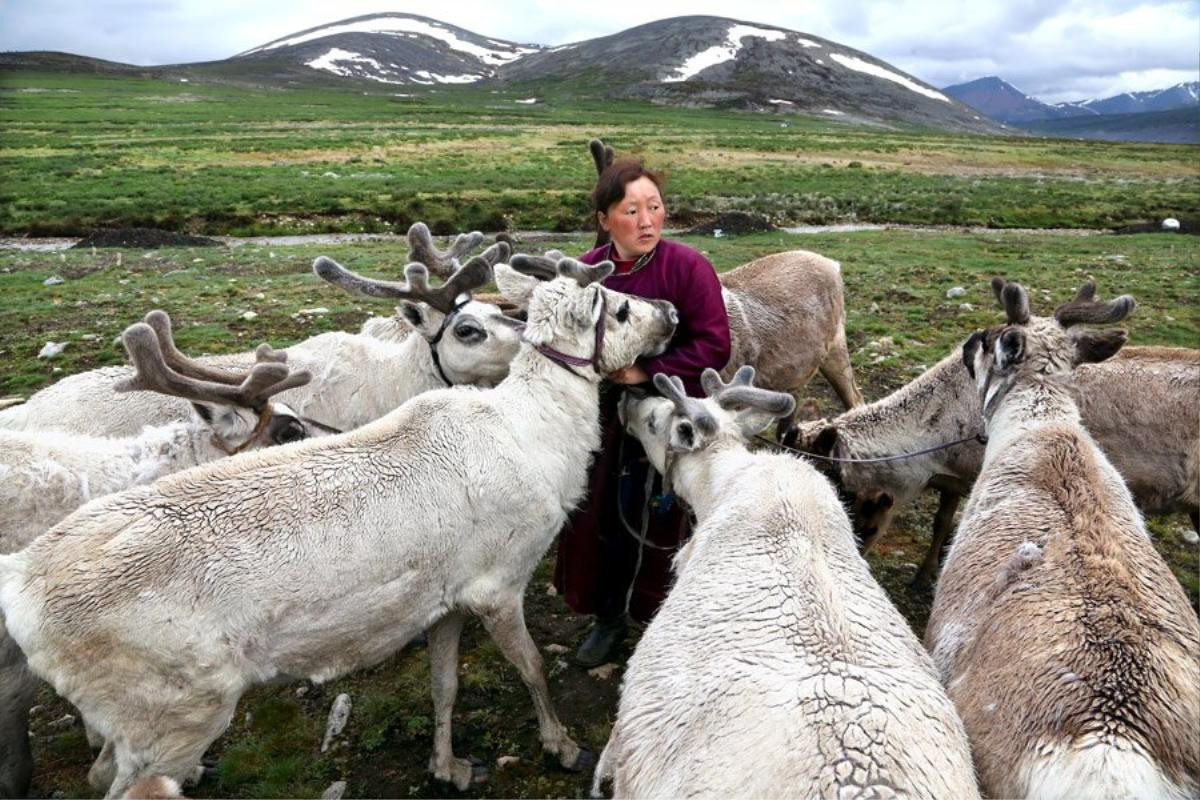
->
241, 14, 536, 66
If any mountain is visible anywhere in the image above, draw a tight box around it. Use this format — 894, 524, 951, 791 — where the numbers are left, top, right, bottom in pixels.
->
1017, 106, 1199, 145
229, 13, 539, 86
943, 75, 1199, 143
1078, 82, 1200, 115
941, 76, 1081, 123
944, 76, 1200, 124
1, 14, 1005, 133
495, 16, 1001, 133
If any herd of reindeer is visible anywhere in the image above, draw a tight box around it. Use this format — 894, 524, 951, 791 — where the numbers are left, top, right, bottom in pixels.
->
0, 143, 1196, 800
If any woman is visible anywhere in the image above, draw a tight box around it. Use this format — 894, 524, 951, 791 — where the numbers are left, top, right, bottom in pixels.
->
554, 157, 731, 667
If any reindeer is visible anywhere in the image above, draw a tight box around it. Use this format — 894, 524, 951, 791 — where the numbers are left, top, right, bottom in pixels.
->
927, 280, 1199, 799
0, 313, 323, 800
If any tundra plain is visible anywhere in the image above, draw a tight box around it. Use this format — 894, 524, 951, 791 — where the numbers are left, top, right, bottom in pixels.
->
0, 69, 1197, 798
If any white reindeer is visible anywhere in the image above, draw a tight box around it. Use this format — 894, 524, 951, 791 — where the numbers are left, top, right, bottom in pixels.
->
0, 255, 677, 798
0, 314, 324, 799
0, 244, 518, 437
596, 367, 978, 799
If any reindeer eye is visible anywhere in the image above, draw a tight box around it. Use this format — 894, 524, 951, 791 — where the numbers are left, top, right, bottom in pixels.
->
616, 301, 630, 323
454, 322, 485, 342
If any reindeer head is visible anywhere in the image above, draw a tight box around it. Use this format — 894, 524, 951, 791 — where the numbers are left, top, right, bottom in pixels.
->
963, 278, 1135, 418
314, 245, 522, 387
497, 252, 677, 378
620, 366, 795, 474
115, 311, 327, 453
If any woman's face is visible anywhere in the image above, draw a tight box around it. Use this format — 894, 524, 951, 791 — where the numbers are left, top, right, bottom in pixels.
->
598, 176, 666, 260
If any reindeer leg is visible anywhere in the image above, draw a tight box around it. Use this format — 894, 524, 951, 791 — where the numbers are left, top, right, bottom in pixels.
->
819, 327, 865, 410
0, 630, 33, 799
913, 489, 962, 588
426, 612, 485, 790
477, 594, 593, 772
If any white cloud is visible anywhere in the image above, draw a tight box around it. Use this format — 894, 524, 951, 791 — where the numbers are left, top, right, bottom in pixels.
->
0, 0, 1194, 103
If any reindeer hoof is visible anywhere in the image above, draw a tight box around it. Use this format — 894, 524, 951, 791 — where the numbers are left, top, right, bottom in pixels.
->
430, 756, 488, 791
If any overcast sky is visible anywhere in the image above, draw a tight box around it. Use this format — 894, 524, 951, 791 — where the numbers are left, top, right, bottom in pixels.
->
1, 0, 1196, 103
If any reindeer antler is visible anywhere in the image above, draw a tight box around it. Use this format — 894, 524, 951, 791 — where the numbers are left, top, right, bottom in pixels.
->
141, 310, 286, 387
991, 277, 1135, 328
313, 254, 492, 313
510, 251, 566, 281
114, 323, 311, 410
407, 222, 484, 280
700, 366, 795, 416
990, 278, 1031, 325
590, 138, 614, 177
1054, 281, 1136, 327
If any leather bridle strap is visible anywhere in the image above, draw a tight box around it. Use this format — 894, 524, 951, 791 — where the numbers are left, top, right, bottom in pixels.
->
532, 292, 607, 380
426, 299, 469, 387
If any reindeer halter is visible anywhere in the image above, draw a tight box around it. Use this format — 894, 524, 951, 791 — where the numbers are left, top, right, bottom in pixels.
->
531, 293, 608, 380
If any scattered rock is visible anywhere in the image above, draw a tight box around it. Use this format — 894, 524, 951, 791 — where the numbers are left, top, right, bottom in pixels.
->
321, 693, 352, 753
38, 341, 67, 359
322, 171, 340, 179
1180, 527, 1199, 545
27, 705, 42, 717
497, 756, 521, 769
72, 228, 222, 249
296, 685, 309, 697
321, 780, 347, 800
685, 211, 776, 236
545, 583, 558, 596
43, 275, 64, 286
295, 307, 330, 317
587, 663, 619, 680
1162, 217, 1180, 231
946, 286, 966, 299
866, 336, 894, 353
867, 302, 881, 315
959, 302, 974, 311
544, 643, 569, 655
240, 311, 258, 321
48, 713, 75, 729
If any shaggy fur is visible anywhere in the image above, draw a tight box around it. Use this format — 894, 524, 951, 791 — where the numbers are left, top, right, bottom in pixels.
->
596, 372, 978, 799
0, 259, 675, 798
787, 344, 1199, 583
926, 288, 1200, 800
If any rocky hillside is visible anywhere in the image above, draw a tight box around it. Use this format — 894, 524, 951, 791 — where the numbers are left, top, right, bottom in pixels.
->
496, 16, 1003, 133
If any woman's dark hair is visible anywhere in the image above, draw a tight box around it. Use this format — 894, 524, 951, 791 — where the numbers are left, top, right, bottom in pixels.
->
591, 159, 666, 214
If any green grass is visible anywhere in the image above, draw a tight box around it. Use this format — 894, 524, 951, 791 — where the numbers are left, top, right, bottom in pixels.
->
1, 71, 1197, 236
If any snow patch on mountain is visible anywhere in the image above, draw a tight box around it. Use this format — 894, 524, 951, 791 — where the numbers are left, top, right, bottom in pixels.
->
244, 16, 535, 65
830, 53, 949, 102
663, 23, 787, 83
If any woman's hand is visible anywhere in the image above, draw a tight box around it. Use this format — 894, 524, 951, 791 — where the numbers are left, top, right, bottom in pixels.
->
608, 365, 649, 385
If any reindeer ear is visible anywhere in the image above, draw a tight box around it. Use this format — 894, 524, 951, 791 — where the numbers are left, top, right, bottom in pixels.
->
1071, 329, 1127, 365
962, 331, 986, 379
812, 424, 838, 457
671, 419, 699, 452
995, 328, 1025, 370
399, 301, 427, 329
494, 263, 538, 308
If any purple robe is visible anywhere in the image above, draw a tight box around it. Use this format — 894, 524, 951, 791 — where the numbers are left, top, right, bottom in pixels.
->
553, 239, 731, 623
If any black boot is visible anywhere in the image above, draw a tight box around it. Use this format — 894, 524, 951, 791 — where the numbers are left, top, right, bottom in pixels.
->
574, 614, 627, 668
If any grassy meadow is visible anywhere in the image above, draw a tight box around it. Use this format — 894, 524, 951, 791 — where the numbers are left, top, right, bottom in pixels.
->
2, 71, 1198, 236
0, 67, 1198, 799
